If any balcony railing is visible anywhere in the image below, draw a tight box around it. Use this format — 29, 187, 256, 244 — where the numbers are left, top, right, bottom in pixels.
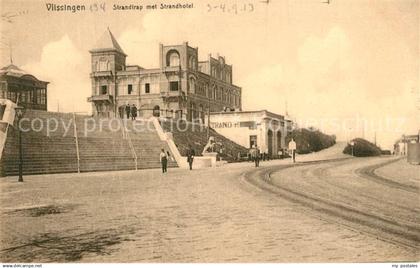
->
163, 66, 181, 74
87, 94, 113, 102
90, 71, 113, 77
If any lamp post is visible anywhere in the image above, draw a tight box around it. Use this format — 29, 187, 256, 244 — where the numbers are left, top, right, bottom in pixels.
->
206, 90, 211, 141
15, 105, 25, 182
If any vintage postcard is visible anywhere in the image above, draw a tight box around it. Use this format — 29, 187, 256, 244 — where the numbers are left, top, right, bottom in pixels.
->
0, 0, 419, 266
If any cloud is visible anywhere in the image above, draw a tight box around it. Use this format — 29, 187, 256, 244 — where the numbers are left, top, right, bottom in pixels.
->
22, 35, 91, 113
239, 26, 418, 149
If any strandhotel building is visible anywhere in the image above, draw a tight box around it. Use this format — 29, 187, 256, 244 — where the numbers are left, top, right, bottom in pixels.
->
88, 29, 242, 121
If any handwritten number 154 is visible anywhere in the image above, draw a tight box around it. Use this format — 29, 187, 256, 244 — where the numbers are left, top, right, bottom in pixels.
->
89, 2, 106, 12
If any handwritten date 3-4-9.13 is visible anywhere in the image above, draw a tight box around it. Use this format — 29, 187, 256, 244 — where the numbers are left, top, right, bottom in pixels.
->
207, 3, 254, 14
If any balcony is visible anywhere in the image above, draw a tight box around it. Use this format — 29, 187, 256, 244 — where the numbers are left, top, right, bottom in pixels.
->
163, 66, 181, 74
160, 91, 183, 102
90, 71, 113, 78
87, 94, 113, 103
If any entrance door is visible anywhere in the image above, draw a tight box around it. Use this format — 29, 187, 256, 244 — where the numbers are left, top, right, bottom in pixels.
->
277, 131, 282, 154
250, 135, 257, 148
267, 130, 273, 156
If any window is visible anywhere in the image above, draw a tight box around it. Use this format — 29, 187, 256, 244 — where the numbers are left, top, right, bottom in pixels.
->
189, 56, 196, 70
170, 81, 179, 91
145, 83, 150, 93
211, 67, 216, 77
250, 135, 258, 148
189, 77, 195, 94
98, 59, 110, 71
39, 89, 46, 105
36, 89, 40, 104
128, 84, 133, 95
167, 50, 180, 67
20, 91, 26, 104
101, 85, 107, 95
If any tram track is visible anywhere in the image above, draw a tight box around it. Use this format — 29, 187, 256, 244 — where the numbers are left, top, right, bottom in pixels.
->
355, 158, 419, 193
243, 157, 420, 250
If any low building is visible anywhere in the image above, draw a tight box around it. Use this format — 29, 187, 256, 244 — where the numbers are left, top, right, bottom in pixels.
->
206, 110, 293, 157
394, 134, 419, 155
0, 64, 48, 110
394, 133, 420, 164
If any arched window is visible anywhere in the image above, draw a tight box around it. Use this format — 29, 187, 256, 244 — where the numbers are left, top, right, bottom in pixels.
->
189, 55, 196, 70
153, 105, 160, 117
199, 104, 204, 123
189, 76, 196, 94
166, 50, 180, 67
98, 59, 109, 71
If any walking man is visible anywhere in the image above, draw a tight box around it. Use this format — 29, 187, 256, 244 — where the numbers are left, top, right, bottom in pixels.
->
186, 144, 195, 170
250, 145, 260, 167
160, 148, 168, 173
288, 138, 297, 163
255, 146, 260, 167
125, 104, 130, 119
131, 104, 137, 120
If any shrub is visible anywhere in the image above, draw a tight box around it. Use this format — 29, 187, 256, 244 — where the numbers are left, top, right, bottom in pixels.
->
343, 138, 382, 157
286, 128, 336, 154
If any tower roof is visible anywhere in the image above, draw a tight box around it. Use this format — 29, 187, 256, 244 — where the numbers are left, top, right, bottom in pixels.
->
0, 64, 29, 77
0, 63, 48, 83
90, 28, 126, 56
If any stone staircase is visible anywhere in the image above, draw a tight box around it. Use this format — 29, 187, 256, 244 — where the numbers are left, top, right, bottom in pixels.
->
0, 110, 177, 176
123, 119, 177, 170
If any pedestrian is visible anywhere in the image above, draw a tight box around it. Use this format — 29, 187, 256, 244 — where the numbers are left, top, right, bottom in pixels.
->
118, 106, 123, 119
250, 145, 260, 167
160, 148, 168, 173
186, 144, 195, 170
131, 104, 137, 120
256, 146, 261, 167
125, 104, 130, 119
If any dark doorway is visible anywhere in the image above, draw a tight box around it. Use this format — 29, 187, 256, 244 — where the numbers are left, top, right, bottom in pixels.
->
153, 105, 160, 117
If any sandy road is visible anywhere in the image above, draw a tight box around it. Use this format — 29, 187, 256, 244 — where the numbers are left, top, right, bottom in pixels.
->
244, 157, 420, 251
1, 152, 418, 262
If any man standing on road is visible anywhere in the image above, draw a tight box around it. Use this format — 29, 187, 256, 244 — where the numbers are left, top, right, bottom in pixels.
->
160, 148, 168, 173
255, 146, 260, 167
288, 138, 297, 163
250, 145, 260, 167
131, 104, 137, 120
186, 145, 195, 170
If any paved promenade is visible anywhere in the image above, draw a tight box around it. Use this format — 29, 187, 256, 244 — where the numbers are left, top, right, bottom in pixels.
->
0, 143, 417, 262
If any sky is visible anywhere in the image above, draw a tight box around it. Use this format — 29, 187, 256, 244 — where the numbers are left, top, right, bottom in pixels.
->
0, 0, 419, 149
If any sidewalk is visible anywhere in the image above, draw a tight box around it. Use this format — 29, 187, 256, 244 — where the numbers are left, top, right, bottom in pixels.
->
224, 141, 349, 169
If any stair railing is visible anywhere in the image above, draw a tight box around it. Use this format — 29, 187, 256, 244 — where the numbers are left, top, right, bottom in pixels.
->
72, 112, 80, 173
122, 119, 138, 170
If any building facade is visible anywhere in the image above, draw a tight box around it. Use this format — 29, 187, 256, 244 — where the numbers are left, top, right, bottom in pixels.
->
394, 133, 420, 155
89, 29, 242, 121
207, 110, 293, 157
0, 64, 48, 111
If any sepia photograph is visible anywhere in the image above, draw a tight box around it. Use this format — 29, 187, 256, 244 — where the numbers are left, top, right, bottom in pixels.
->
0, 0, 419, 266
